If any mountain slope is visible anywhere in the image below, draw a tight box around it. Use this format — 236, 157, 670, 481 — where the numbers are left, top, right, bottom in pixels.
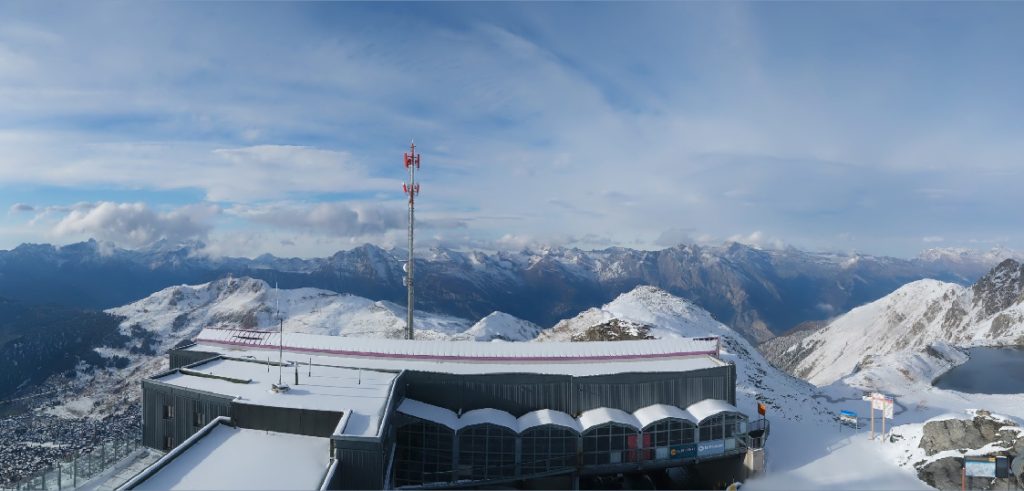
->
106, 277, 472, 353
1, 239, 1016, 343
0, 298, 126, 401
455, 312, 544, 341
776, 260, 1024, 386
537, 286, 833, 425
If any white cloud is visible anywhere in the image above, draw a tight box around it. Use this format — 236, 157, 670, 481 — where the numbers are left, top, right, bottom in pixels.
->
49, 202, 218, 248
0, 139, 394, 202
922, 236, 945, 243
227, 201, 466, 238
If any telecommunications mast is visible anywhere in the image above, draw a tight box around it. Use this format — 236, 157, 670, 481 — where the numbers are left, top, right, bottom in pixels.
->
402, 141, 421, 340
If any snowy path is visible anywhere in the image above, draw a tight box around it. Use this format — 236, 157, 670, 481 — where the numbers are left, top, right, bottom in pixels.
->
746, 430, 931, 490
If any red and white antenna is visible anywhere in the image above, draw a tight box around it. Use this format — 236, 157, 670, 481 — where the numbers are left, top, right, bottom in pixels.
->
402, 141, 420, 340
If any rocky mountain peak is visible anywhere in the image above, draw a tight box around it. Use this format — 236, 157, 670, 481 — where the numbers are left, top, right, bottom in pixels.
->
971, 259, 1024, 318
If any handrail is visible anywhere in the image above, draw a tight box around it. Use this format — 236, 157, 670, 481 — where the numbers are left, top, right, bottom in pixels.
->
116, 416, 231, 490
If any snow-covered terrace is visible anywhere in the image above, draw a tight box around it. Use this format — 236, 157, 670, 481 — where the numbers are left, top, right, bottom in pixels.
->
125, 419, 330, 490
153, 357, 397, 438
190, 328, 726, 376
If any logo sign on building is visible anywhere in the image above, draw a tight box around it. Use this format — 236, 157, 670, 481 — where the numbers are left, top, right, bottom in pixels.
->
697, 440, 725, 457
669, 444, 697, 459
965, 456, 997, 478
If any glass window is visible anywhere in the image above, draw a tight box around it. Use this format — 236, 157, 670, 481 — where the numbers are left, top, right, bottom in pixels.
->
582, 424, 638, 466
521, 426, 577, 475
457, 424, 517, 481
394, 420, 454, 486
699, 415, 724, 441
643, 419, 696, 460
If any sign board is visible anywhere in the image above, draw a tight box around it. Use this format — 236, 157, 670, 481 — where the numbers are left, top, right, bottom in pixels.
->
839, 410, 858, 426
868, 393, 895, 419
669, 444, 697, 459
697, 440, 725, 457
965, 456, 997, 478
995, 456, 1009, 478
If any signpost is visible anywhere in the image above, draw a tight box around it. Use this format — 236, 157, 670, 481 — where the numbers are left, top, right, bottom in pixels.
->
965, 456, 997, 478
839, 410, 858, 429
962, 455, 1009, 491
865, 392, 894, 441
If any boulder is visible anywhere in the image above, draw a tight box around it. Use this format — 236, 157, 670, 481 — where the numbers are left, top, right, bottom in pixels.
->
919, 414, 1012, 456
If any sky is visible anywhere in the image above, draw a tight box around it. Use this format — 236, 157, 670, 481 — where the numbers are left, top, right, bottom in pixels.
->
0, 2, 1022, 258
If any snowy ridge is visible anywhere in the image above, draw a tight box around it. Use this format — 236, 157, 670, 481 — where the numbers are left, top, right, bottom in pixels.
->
454, 311, 544, 341
106, 277, 473, 353
537, 286, 832, 426
786, 260, 1024, 387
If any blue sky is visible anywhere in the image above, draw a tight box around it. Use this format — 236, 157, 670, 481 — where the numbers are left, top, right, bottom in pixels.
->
0, 2, 1021, 258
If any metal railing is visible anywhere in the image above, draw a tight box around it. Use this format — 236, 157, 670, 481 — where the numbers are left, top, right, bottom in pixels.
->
746, 419, 770, 449
8, 437, 142, 490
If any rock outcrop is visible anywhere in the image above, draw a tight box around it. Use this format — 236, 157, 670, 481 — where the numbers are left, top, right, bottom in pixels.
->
916, 411, 1024, 490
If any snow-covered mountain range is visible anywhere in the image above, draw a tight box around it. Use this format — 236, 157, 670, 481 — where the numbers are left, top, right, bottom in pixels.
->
535, 286, 832, 425
770, 259, 1024, 387
107, 277, 472, 350
1, 239, 1017, 342
22, 275, 1024, 490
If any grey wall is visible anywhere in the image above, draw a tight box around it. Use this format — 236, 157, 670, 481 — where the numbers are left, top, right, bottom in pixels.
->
232, 403, 343, 438
333, 446, 385, 490
169, 349, 220, 370
142, 380, 233, 450
399, 364, 735, 417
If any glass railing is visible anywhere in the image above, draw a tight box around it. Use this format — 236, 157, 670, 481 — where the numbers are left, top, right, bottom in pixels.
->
7, 437, 143, 490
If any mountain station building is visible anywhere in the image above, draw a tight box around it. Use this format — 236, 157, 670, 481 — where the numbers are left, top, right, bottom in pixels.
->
121, 328, 766, 490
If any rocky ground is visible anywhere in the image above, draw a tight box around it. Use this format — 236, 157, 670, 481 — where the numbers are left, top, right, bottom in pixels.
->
914, 411, 1024, 490
0, 375, 143, 486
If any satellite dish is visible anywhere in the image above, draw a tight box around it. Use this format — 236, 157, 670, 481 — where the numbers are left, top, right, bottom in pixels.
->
1012, 455, 1024, 479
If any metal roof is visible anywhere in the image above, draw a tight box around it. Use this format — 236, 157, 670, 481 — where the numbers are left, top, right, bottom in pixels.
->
578, 407, 642, 431
196, 328, 720, 362
633, 404, 699, 427
688, 399, 743, 422
517, 409, 582, 433
396, 398, 744, 434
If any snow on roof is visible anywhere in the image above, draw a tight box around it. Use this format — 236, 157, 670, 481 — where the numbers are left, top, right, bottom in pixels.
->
687, 399, 742, 422
579, 407, 641, 431
458, 408, 519, 431
633, 404, 698, 427
191, 329, 726, 376
395, 398, 746, 434
518, 409, 582, 433
396, 398, 458, 430
196, 328, 719, 362
153, 357, 396, 437
131, 424, 330, 490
